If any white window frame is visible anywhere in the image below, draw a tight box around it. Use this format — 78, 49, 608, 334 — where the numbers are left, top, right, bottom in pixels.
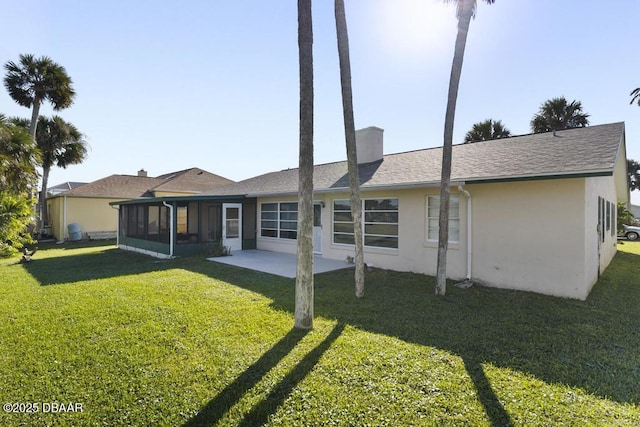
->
426, 195, 460, 243
260, 202, 298, 240
332, 198, 399, 249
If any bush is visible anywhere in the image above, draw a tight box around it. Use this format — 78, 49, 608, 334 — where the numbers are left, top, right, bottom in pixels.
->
206, 239, 231, 257
0, 193, 35, 257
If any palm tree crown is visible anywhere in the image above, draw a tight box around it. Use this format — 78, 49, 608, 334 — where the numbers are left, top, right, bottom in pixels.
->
4, 54, 75, 138
630, 88, 640, 107
0, 115, 40, 194
530, 97, 589, 133
35, 116, 87, 171
464, 119, 511, 143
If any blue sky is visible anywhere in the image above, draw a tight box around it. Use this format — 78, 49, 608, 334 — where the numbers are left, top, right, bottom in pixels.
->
2, 0, 639, 203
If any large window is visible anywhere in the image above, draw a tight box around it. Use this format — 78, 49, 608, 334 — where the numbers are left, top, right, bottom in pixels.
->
260, 202, 298, 240
427, 195, 460, 243
121, 204, 169, 243
332, 198, 399, 249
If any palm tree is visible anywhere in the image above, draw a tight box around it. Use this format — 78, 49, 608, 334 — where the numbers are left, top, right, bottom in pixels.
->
0, 115, 40, 195
295, 0, 315, 330
630, 88, 640, 107
33, 116, 87, 225
464, 119, 511, 143
436, 0, 495, 296
335, 0, 365, 298
628, 159, 640, 192
3, 54, 75, 139
530, 97, 589, 133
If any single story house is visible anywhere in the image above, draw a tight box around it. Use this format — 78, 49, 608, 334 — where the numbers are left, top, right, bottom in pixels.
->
47, 168, 234, 242
113, 123, 628, 300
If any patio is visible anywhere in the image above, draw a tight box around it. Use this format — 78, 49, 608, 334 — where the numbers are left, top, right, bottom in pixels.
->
207, 250, 353, 278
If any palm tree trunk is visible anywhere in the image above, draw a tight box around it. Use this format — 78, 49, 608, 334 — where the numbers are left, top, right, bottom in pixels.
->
335, 0, 365, 298
28, 99, 41, 139
40, 166, 50, 227
29, 99, 42, 230
436, 1, 473, 295
295, 0, 315, 330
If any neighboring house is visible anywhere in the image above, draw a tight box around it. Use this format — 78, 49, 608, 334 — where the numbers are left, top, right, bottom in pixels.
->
630, 204, 640, 219
47, 182, 88, 197
113, 123, 628, 300
48, 168, 234, 242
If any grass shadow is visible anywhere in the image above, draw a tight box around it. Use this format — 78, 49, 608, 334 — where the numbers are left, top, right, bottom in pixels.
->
184, 328, 309, 427
237, 323, 344, 427
181, 247, 640, 406
22, 246, 173, 286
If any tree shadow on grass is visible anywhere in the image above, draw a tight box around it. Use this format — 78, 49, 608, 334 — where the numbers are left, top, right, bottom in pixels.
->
182, 249, 640, 408
184, 323, 344, 427
22, 247, 173, 286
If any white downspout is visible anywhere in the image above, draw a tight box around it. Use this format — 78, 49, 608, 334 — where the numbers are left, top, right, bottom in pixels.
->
457, 186, 472, 281
110, 205, 120, 246
162, 201, 174, 257
59, 195, 67, 244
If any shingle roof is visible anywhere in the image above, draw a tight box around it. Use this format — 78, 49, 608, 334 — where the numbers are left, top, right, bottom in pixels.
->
47, 181, 88, 194
210, 122, 625, 196
151, 168, 234, 193
52, 168, 235, 199
56, 175, 166, 198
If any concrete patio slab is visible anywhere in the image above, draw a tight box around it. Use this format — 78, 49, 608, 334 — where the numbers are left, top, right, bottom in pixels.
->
207, 250, 353, 278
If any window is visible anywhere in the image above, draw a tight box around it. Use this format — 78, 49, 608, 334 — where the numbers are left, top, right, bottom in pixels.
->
225, 207, 240, 238
122, 204, 169, 243
177, 206, 187, 235
333, 200, 354, 245
427, 195, 460, 243
611, 203, 616, 237
606, 200, 611, 232
332, 198, 399, 249
260, 202, 298, 239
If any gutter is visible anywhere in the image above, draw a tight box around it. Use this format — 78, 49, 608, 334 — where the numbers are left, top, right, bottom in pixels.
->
58, 195, 67, 244
457, 186, 472, 281
162, 201, 174, 257
110, 204, 120, 246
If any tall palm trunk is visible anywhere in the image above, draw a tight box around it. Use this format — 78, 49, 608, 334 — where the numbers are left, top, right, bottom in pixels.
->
295, 0, 315, 330
334, 0, 365, 298
436, 0, 473, 295
28, 98, 41, 139
40, 165, 50, 226
30, 99, 42, 227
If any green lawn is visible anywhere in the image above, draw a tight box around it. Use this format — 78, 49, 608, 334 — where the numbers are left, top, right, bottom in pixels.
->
0, 241, 639, 426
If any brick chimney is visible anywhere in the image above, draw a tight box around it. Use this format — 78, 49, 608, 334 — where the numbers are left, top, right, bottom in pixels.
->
356, 127, 384, 164
137, 169, 148, 177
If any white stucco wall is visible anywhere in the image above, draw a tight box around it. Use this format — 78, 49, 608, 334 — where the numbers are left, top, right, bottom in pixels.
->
255, 175, 620, 300
584, 175, 619, 295
468, 179, 589, 299
256, 188, 468, 280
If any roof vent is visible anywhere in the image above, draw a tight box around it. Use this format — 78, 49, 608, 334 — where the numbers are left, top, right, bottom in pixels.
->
138, 169, 148, 177
356, 126, 384, 164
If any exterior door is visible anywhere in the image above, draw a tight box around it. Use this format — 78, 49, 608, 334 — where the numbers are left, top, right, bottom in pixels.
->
223, 203, 242, 252
313, 203, 322, 254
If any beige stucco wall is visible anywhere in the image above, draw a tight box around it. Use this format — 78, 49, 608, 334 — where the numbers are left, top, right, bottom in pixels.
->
468, 179, 590, 299
256, 188, 469, 280
584, 175, 619, 294
256, 176, 621, 300
48, 196, 121, 241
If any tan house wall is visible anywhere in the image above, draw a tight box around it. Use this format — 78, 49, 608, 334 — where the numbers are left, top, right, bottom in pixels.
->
153, 191, 199, 197
48, 196, 122, 241
468, 179, 589, 299
256, 188, 469, 280
255, 176, 621, 300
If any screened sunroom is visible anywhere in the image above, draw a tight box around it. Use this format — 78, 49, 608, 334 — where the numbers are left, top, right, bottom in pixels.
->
110, 195, 256, 258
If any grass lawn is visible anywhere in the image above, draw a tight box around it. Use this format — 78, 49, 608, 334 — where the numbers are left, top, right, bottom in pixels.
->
0, 241, 639, 426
